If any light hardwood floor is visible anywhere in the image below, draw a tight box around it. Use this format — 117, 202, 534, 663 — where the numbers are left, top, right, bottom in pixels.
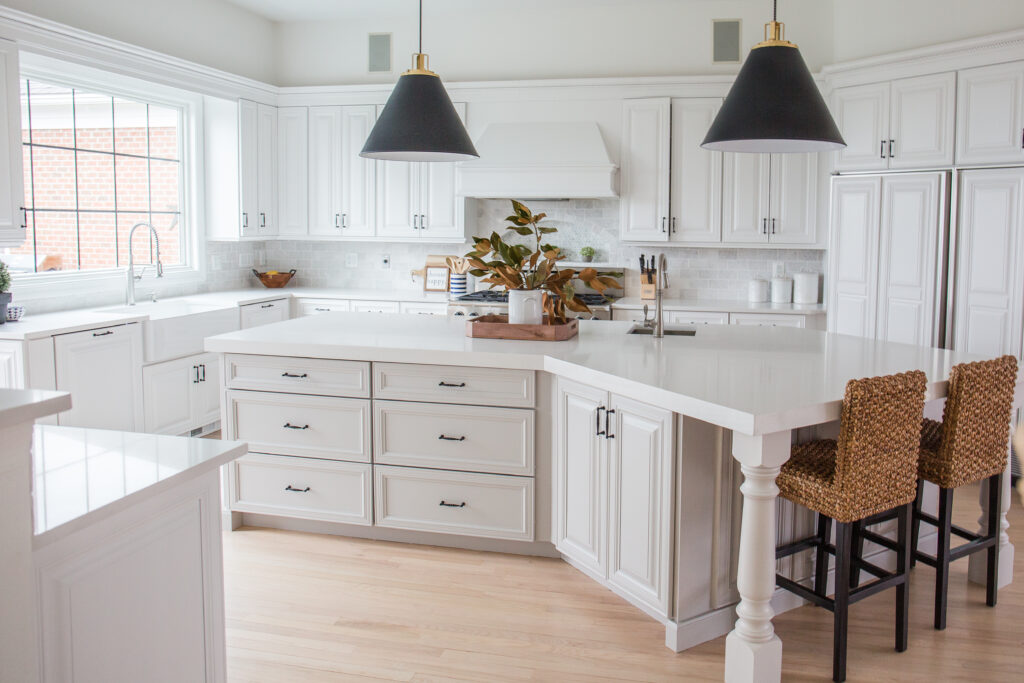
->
224, 484, 1024, 682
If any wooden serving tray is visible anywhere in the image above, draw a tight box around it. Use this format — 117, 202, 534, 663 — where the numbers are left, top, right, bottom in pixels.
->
465, 314, 579, 341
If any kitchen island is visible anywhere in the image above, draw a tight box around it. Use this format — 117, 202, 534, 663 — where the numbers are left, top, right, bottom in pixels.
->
205, 312, 1020, 683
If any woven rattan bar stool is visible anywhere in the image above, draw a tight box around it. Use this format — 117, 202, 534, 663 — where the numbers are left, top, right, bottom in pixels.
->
774, 370, 927, 683
908, 355, 1017, 630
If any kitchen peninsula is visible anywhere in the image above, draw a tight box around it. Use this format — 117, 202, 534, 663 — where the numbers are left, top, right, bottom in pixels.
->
205, 312, 1020, 682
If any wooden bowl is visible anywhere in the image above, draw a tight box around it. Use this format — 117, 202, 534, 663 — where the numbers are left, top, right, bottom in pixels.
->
252, 269, 296, 288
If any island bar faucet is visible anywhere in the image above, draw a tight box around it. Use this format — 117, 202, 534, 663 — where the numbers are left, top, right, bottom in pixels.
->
126, 222, 163, 306
653, 253, 669, 338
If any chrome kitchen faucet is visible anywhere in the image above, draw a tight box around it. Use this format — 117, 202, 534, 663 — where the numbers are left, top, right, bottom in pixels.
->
126, 222, 163, 306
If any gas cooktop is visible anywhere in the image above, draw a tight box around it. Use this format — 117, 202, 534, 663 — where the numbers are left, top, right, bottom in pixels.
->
456, 291, 614, 306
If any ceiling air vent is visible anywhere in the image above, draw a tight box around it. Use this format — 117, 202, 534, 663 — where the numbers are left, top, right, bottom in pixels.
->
368, 33, 392, 73
713, 20, 741, 64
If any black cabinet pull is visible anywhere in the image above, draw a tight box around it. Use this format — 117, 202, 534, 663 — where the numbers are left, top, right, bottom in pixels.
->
880, 140, 886, 159
261, 303, 274, 309
283, 423, 310, 430
341, 213, 347, 228
438, 434, 466, 441
1021, 128, 1024, 149
281, 372, 308, 378
605, 408, 616, 440
193, 366, 200, 384
438, 381, 466, 388
596, 406, 606, 436
671, 216, 676, 233
888, 139, 895, 158
762, 217, 767, 235
439, 500, 466, 508
200, 364, 206, 382
92, 330, 114, 337
260, 212, 266, 228
314, 307, 330, 312
242, 212, 248, 228
771, 218, 776, 235
661, 216, 666, 233
285, 485, 310, 493
19, 207, 26, 228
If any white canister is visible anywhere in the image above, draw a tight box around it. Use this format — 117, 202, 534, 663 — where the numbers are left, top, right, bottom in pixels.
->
748, 279, 770, 303
792, 272, 820, 304
771, 276, 793, 304
508, 289, 543, 325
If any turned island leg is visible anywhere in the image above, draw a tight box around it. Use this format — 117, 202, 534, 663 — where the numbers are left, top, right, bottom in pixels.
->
968, 458, 1014, 588
725, 431, 791, 683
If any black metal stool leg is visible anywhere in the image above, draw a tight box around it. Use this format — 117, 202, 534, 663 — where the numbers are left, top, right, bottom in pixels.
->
986, 473, 1002, 607
833, 522, 852, 683
895, 503, 911, 652
816, 513, 833, 596
910, 479, 923, 568
934, 487, 954, 630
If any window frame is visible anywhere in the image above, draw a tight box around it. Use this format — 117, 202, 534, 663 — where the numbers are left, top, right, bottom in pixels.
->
9, 53, 207, 299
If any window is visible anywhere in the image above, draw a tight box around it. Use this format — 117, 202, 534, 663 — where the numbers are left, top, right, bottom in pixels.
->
5, 77, 185, 274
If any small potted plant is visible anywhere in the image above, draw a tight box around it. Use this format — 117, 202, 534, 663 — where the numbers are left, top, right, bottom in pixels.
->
0, 259, 11, 325
579, 246, 596, 263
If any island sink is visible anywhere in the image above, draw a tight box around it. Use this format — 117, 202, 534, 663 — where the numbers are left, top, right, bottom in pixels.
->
627, 326, 696, 336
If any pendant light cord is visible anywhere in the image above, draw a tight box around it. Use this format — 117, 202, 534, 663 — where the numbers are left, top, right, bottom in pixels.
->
418, 0, 423, 54
773, 0, 778, 22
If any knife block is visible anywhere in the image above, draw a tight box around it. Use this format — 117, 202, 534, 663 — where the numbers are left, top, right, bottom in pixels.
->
640, 271, 657, 300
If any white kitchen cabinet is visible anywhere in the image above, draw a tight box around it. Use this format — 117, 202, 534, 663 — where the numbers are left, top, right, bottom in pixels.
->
606, 394, 674, 616
398, 301, 448, 315
723, 153, 818, 245
340, 105, 376, 237
350, 299, 400, 313
956, 61, 1024, 166
669, 98, 722, 243
666, 310, 729, 326
238, 100, 277, 237
0, 39, 25, 246
619, 98, 671, 241
277, 107, 308, 236
0, 339, 23, 388
376, 103, 467, 241
953, 168, 1024, 357
239, 298, 288, 328
296, 298, 351, 316
307, 106, 343, 236
53, 324, 144, 430
307, 105, 376, 237
828, 173, 946, 345
729, 313, 806, 328
832, 74, 955, 172
142, 352, 220, 435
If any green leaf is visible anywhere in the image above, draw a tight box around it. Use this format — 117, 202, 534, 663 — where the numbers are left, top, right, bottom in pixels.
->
537, 226, 558, 234
512, 226, 534, 236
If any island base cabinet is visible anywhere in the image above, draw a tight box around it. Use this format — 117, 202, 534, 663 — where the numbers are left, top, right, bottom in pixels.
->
553, 377, 675, 619
143, 352, 220, 435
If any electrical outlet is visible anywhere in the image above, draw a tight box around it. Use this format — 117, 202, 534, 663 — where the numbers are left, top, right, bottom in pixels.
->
772, 261, 786, 278
345, 253, 358, 268
381, 254, 390, 270
239, 253, 254, 268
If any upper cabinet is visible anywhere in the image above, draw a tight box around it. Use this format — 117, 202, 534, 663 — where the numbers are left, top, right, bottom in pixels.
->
669, 98, 723, 243
956, 61, 1024, 167
277, 107, 308, 236
832, 73, 955, 172
722, 152, 819, 245
619, 98, 671, 242
239, 99, 277, 237
0, 40, 25, 247
308, 104, 376, 238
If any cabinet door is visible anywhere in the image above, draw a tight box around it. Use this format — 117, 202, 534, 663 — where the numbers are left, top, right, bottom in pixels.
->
339, 105, 377, 237
307, 106, 343, 236
237, 99, 260, 237
0, 40, 25, 246
375, 158, 419, 238
0, 340, 24, 388
277, 107, 308, 236
54, 324, 143, 430
954, 168, 1024, 357
239, 299, 289, 328
606, 394, 674, 617
956, 62, 1024, 166
619, 98, 670, 242
553, 378, 607, 578
142, 357, 194, 435
418, 102, 467, 240
832, 83, 890, 172
889, 73, 955, 170
722, 153, 770, 243
768, 153, 818, 245
669, 98, 722, 243
827, 176, 881, 337
256, 104, 277, 235
193, 353, 221, 429
876, 173, 945, 346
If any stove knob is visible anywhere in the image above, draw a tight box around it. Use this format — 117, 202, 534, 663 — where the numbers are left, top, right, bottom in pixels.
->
469, 311, 480, 317
453, 311, 465, 316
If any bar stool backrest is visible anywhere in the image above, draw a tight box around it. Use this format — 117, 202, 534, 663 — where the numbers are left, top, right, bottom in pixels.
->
933, 355, 1018, 488
834, 370, 927, 519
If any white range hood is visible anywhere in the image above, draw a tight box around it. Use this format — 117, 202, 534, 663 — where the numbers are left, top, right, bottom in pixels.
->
457, 122, 618, 199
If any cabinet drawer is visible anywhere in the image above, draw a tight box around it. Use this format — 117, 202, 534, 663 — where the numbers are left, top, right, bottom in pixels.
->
351, 300, 400, 313
666, 310, 729, 325
374, 466, 534, 541
297, 298, 351, 316
374, 401, 534, 476
225, 353, 370, 397
240, 298, 289, 328
227, 390, 371, 462
232, 454, 372, 525
729, 313, 805, 328
399, 301, 448, 316
373, 362, 535, 408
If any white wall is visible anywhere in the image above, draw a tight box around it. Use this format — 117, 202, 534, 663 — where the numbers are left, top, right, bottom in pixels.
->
273, 0, 835, 87
1, 0, 278, 83
832, 0, 1024, 63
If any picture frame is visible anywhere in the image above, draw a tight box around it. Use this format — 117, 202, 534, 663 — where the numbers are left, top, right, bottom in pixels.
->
424, 266, 450, 292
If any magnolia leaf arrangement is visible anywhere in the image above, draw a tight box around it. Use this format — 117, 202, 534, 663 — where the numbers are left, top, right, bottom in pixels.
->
466, 200, 621, 324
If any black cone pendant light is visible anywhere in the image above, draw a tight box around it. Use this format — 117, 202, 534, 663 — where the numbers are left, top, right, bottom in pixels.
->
361, 0, 478, 162
701, 0, 845, 153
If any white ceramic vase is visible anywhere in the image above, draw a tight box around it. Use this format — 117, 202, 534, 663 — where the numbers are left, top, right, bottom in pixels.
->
508, 289, 543, 325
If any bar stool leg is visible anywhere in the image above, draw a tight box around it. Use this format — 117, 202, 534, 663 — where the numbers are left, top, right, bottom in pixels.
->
895, 503, 911, 652
849, 520, 864, 589
815, 513, 833, 596
910, 479, 924, 567
934, 487, 954, 630
986, 472, 1002, 607
833, 522, 852, 683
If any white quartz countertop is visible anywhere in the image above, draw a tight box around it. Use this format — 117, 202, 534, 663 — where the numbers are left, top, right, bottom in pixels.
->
32, 425, 246, 546
610, 298, 826, 315
205, 312, 1003, 436
0, 389, 71, 430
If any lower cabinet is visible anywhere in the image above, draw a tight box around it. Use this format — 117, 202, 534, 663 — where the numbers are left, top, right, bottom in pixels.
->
350, 300, 400, 313
295, 298, 351, 316
240, 298, 289, 328
554, 376, 675, 617
142, 352, 220, 435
